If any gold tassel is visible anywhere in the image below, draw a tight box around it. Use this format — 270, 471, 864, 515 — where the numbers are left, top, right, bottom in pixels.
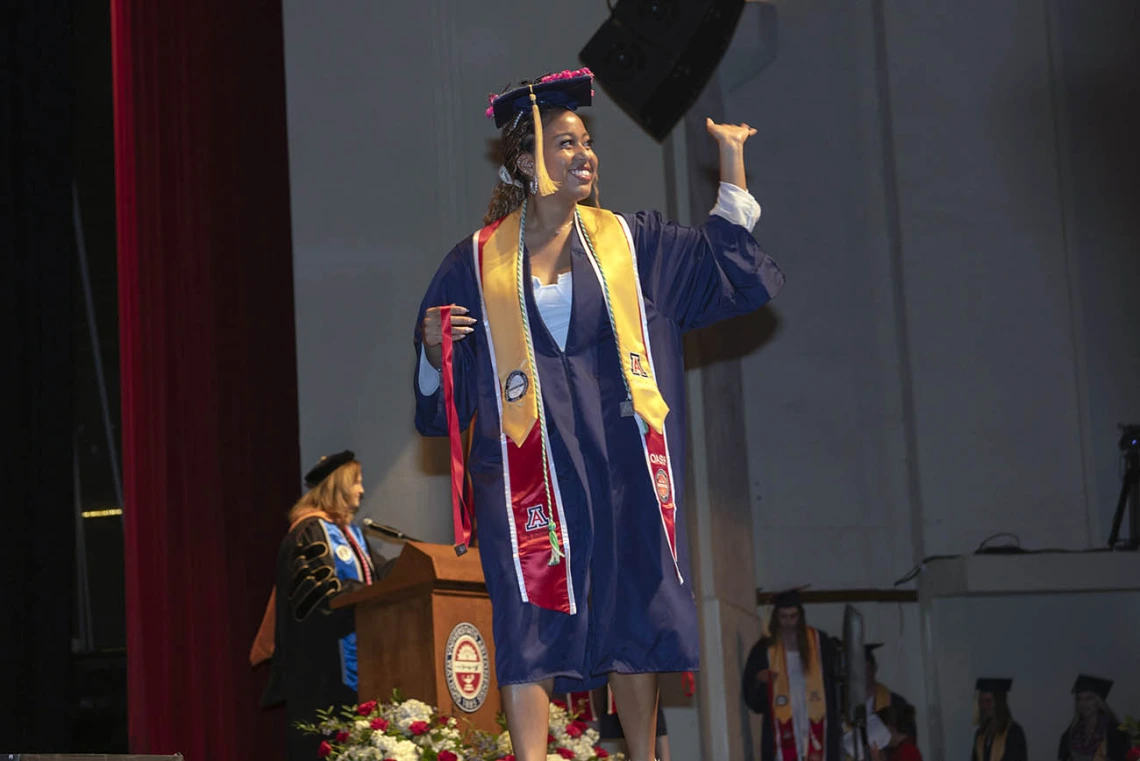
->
529, 87, 559, 196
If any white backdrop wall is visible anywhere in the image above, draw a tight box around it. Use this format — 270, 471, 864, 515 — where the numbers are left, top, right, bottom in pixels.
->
732, 0, 1140, 590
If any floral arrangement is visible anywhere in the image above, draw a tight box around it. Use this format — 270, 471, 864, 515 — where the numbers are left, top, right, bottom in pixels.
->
298, 692, 620, 761
1120, 715, 1140, 761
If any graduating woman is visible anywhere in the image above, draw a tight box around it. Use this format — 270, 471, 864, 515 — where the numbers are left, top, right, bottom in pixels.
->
1058, 675, 1130, 761
970, 679, 1027, 761
414, 67, 784, 761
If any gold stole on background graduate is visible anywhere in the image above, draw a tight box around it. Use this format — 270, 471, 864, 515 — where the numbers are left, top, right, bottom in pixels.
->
476, 202, 681, 613
873, 683, 892, 713
975, 726, 1008, 761
768, 628, 828, 761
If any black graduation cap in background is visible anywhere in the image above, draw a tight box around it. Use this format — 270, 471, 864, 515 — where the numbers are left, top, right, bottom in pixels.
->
771, 587, 806, 609
865, 643, 884, 662
488, 72, 594, 129
976, 678, 1013, 694
1072, 675, 1113, 700
304, 450, 355, 488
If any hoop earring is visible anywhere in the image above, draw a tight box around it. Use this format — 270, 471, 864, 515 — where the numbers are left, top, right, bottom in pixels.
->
529, 177, 538, 196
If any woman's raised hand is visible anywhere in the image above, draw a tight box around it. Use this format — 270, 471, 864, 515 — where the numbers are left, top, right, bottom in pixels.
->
706, 118, 757, 149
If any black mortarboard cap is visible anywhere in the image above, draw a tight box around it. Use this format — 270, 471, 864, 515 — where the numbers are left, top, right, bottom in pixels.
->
488, 71, 594, 129
865, 643, 884, 661
304, 450, 355, 488
1072, 675, 1112, 700
772, 588, 804, 609
975, 678, 1013, 694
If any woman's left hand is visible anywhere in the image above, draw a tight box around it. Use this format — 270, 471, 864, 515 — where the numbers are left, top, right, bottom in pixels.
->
706, 118, 757, 149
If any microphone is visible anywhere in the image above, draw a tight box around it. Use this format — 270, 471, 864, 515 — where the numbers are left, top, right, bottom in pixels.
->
362, 518, 420, 543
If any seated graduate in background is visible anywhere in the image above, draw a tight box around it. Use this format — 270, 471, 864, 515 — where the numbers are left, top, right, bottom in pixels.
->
869, 701, 923, 761
1057, 675, 1130, 761
743, 590, 842, 761
845, 643, 912, 758
250, 450, 395, 761
865, 644, 908, 717
970, 678, 1027, 761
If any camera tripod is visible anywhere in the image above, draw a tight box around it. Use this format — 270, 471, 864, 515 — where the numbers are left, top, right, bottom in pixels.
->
1107, 425, 1140, 550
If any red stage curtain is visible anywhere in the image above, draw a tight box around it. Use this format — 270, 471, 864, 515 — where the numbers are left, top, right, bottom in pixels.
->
112, 2, 298, 758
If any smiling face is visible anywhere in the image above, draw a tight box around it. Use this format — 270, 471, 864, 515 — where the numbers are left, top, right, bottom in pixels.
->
518, 108, 597, 203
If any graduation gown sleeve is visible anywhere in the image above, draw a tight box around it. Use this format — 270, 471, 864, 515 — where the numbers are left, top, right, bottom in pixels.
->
1005, 723, 1028, 761
622, 210, 784, 331
1108, 725, 1132, 761
742, 636, 773, 715
820, 630, 843, 761
413, 243, 482, 437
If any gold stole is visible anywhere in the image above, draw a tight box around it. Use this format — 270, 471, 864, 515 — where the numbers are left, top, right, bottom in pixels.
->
976, 726, 1008, 761
769, 628, 827, 761
872, 683, 892, 713
480, 204, 669, 446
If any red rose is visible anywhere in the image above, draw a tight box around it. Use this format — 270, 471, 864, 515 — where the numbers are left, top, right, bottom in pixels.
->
551, 699, 568, 710
370, 717, 389, 731
548, 733, 556, 744
409, 720, 430, 736
438, 716, 451, 726
566, 720, 587, 738
1125, 748, 1140, 761
596, 750, 610, 759
438, 752, 458, 761
336, 730, 350, 743
357, 700, 378, 716
498, 756, 516, 761
317, 741, 332, 758
557, 748, 576, 760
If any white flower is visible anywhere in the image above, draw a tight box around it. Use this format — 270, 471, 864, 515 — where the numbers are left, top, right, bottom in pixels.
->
548, 703, 569, 731
337, 748, 385, 761
354, 719, 371, 731
370, 732, 422, 761
497, 731, 514, 755
394, 699, 435, 732
426, 727, 464, 754
547, 755, 565, 761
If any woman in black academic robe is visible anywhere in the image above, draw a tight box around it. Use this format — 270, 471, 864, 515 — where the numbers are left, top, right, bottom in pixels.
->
1058, 675, 1130, 761
254, 451, 393, 761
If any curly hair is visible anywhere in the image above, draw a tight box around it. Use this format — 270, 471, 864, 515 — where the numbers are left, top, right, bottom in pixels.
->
483, 104, 599, 225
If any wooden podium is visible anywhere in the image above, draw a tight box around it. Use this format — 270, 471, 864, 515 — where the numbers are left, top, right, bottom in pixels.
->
332, 542, 500, 732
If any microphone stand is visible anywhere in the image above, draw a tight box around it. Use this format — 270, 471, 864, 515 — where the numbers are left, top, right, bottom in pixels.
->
362, 518, 421, 543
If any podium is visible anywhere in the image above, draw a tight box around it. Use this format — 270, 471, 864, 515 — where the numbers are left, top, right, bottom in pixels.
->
332, 542, 501, 732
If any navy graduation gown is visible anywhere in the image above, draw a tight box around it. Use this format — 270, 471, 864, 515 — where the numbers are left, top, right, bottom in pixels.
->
414, 209, 784, 691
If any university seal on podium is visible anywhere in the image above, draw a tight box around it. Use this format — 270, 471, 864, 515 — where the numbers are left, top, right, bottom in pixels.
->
444, 622, 490, 712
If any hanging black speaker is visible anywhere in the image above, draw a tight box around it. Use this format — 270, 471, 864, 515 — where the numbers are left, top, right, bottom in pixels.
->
579, 0, 746, 141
